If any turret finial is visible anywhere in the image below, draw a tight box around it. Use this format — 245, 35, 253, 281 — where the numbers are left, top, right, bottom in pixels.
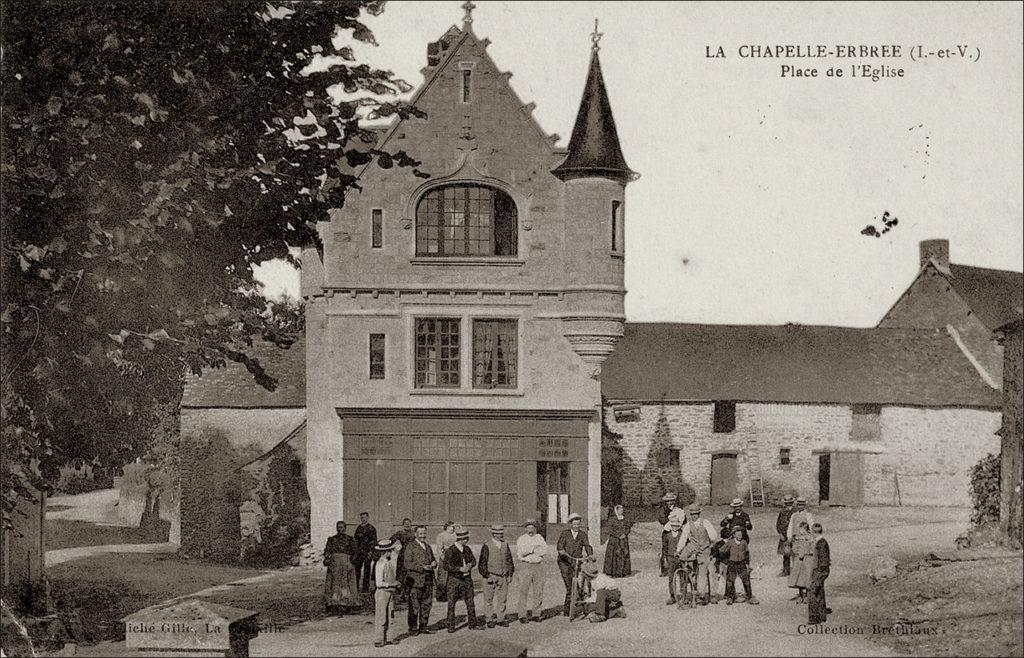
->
591, 18, 603, 52
462, 0, 476, 28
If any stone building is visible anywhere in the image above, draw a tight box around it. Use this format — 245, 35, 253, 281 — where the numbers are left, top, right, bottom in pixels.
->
300, 7, 635, 546
603, 324, 1002, 508
176, 337, 306, 554
879, 239, 1024, 386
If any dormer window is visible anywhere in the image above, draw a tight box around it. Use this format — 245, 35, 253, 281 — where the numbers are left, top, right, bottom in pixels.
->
416, 185, 517, 257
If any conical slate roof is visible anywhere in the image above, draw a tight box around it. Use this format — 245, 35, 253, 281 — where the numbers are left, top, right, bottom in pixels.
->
552, 49, 636, 183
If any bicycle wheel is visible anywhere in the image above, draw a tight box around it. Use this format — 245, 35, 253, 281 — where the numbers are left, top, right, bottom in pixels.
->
680, 571, 696, 609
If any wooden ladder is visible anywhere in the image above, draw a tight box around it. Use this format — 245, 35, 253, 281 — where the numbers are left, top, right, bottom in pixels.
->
747, 444, 766, 507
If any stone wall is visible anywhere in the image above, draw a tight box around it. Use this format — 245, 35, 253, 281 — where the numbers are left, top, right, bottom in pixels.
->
864, 407, 1000, 506
606, 401, 1000, 508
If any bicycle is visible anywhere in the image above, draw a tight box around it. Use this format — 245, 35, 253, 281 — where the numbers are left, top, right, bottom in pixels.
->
566, 555, 594, 622
671, 557, 699, 609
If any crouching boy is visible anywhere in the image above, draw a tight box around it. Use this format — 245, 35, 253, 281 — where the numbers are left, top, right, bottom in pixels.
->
581, 559, 626, 622
722, 527, 760, 605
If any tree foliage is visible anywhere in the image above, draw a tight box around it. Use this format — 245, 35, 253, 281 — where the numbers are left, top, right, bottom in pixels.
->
1, 0, 424, 518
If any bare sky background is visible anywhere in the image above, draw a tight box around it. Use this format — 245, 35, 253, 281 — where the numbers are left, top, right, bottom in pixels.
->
254, 0, 1024, 326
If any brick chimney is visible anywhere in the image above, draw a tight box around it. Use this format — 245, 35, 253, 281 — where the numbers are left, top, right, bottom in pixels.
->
920, 239, 950, 272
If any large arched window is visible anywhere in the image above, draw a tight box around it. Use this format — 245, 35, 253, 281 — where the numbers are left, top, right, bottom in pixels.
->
416, 184, 517, 257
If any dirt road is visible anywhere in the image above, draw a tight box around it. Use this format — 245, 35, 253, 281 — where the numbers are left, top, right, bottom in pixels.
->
69, 507, 988, 657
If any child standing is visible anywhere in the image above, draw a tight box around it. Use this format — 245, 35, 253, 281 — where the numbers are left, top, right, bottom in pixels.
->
722, 526, 759, 605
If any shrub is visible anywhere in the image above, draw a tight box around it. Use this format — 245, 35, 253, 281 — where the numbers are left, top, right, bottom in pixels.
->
969, 452, 1000, 527
179, 428, 241, 562
238, 444, 309, 567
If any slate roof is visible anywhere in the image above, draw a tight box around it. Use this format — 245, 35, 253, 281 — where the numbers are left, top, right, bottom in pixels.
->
602, 323, 1001, 408
552, 49, 636, 182
181, 338, 305, 408
947, 264, 1024, 331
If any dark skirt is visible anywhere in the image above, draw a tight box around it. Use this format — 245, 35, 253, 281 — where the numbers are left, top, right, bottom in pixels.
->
603, 535, 632, 577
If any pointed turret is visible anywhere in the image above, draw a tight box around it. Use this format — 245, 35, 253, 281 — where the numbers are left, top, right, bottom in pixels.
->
553, 23, 637, 183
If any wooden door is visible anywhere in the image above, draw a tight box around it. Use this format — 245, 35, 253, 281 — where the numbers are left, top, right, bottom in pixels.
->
710, 454, 737, 505
829, 453, 864, 506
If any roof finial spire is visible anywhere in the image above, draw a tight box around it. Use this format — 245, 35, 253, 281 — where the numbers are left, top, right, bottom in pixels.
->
591, 18, 603, 52
462, 0, 476, 28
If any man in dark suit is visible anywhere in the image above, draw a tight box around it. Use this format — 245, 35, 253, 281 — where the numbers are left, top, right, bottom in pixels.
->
808, 523, 832, 624
555, 512, 594, 616
353, 511, 378, 592
444, 527, 485, 633
402, 525, 437, 635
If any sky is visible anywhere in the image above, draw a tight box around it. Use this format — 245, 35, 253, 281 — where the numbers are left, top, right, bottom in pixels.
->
254, 0, 1024, 327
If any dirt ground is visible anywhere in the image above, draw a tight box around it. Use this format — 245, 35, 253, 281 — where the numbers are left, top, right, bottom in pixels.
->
58, 505, 1023, 657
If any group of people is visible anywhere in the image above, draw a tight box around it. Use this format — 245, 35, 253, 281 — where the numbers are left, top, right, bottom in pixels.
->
775, 494, 832, 624
324, 496, 833, 648
324, 511, 623, 648
658, 494, 760, 607
657, 492, 832, 624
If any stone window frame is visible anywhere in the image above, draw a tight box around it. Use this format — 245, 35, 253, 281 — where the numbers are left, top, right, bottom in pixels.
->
611, 199, 623, 254
471, 318, 518, 389
458, 61, 476, 104
778, 446, 792, 467
713, 400, 737, 433
368, 333, 385, 380
371, 208, 383, 249
850, 403, 882, 442
413, 317, 461, 388
407, 309, 525, 396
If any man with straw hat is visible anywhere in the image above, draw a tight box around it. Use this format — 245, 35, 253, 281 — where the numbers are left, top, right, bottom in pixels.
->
444, 526, 485, 633
479, 523, 515, 627
776, 494, 796, 576
556, 512, 594, 616
721, 497, 753, 544
372, 538, 401, 648
675, 503, 719, 605
786, 497, 815, 541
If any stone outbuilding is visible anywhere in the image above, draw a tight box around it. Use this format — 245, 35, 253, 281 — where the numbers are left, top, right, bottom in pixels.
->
603, 323, 1002, 508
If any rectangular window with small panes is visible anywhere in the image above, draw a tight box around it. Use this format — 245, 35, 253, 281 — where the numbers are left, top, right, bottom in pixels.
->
415, 318, 460, 388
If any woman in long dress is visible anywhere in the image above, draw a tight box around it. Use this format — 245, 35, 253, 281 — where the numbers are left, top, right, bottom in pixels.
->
788, 521, 814, 603
603, 504, 633, 577
324, 522, 362, 611
434, 521, 457, 601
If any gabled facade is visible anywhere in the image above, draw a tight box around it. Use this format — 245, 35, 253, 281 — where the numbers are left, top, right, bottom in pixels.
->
301, 9, 636, 547
879, 239, 1024, 386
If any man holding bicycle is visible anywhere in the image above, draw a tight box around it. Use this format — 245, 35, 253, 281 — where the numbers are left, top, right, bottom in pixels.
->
556, 512, 594, 616
675, 503, 719, 606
